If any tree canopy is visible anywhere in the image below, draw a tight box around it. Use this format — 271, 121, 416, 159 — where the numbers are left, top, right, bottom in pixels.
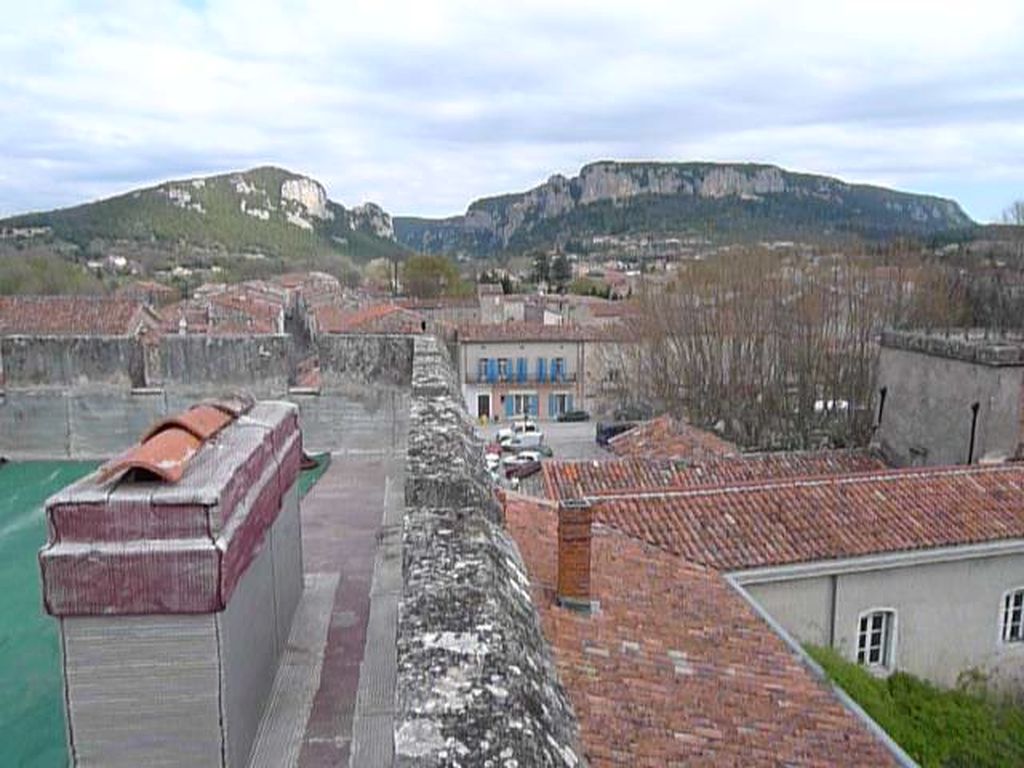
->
402, 254, 470, 299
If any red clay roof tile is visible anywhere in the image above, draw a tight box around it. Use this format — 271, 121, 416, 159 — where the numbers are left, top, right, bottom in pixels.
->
0, 296, 150, 336
607, 414, 739, 460
142, 405, 233, 442
504, 494, 898, 766
316, 303, 426, 334
543, 451, 888, 502
99, 426, 201, 484
99, 401, 247, 484
589, 463, 1024, 570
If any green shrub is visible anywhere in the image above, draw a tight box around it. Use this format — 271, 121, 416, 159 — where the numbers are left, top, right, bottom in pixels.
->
807, 645, 1024, 767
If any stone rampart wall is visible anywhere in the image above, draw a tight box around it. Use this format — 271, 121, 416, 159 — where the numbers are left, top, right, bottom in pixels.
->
395, 336, 581, 767
0, 333, 414, 458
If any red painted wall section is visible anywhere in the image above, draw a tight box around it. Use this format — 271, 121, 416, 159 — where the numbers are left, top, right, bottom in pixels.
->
39, 400, 301, 616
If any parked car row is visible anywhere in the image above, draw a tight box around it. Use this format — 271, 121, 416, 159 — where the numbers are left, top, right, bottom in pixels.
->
485, 422, 551, 485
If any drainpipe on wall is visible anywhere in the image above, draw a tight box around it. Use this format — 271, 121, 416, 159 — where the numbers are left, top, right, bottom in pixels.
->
968, 401, 980, 464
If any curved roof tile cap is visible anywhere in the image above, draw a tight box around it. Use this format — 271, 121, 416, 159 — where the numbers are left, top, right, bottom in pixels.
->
98, 395, 255, 484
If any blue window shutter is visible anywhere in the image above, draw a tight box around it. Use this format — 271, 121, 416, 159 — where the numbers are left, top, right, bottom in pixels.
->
550, 358, 558, 383
505, 396, 514, 417
517, 357, 526, 383
537, 358, 546, 383
529, 395, 539, 417
567, 394, 574, 412
548, 394, 556, 417
487, 359, 497, 383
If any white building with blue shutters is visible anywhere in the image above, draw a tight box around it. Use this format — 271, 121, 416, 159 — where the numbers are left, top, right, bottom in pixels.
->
455, 323, 599, 421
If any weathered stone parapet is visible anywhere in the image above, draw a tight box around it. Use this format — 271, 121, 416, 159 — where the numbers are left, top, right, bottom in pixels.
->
881, 329, 1024, 366
411, 335, 460, 397
316, 333, 415, 389
406, 337, 497, 518
396, 336, 582, 767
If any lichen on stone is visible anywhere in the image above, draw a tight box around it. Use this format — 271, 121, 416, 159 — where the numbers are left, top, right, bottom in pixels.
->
396, 336, 583, 767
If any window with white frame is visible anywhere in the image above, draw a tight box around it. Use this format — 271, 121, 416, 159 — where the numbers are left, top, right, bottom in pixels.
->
497, 358, 510, 381
856, 610, 895, 668
552, 392, 571, 414
1001, 588, 1024, 643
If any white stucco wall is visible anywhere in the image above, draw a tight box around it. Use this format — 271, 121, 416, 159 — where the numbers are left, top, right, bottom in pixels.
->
459, 339, 584, 420
744, 552, 1024, 691
875, 346, 1024, 467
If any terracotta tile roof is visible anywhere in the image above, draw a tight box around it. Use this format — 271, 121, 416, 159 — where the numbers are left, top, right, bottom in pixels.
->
504, 494, 898, 767
542, 450, 890, 502
316, 303, 426, 334
456, 321, 608, 343
607, 414, 740, 460
397, 296, 479, 310
159, 283, 284, 336
590, 463, 1024, 571
587, 300, 638, 318
0, 295, 152, 336
99, 398, 251, 484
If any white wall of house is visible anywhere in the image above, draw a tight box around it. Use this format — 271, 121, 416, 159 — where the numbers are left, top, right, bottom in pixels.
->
875, 345, 1024, 467
459, 340, 584, 420
742, 551, 1024, 691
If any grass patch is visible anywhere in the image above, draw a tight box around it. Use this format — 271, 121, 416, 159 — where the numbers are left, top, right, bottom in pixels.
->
807, 644, 1024, 767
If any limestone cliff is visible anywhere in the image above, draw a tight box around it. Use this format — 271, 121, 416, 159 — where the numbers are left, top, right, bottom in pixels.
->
394, 161, 975, 255
349, 202, 396, 241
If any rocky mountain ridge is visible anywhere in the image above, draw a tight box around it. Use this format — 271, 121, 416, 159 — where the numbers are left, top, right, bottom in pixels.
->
394, 161, 976, 255
0, 166, 401, 265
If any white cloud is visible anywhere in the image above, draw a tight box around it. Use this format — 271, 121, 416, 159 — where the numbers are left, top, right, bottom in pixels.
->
0, 0, 1022, 220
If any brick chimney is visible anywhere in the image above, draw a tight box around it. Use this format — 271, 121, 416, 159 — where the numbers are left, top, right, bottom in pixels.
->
557, 499, 593, 613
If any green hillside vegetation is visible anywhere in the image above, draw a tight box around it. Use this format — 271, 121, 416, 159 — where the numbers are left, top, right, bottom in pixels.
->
1, 167, 406, 271
0, 250, 105, 295
503, 190, 971, 252
807, 645, 1024, 767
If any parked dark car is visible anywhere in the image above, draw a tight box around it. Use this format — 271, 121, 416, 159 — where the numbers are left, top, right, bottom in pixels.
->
556, 409, 590, 422
506, 459, 542, 480
595, 421, 638, 446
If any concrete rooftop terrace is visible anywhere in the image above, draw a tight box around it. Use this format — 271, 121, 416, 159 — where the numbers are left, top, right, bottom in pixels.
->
5, 333, 581, 768
272, 447, 405, 766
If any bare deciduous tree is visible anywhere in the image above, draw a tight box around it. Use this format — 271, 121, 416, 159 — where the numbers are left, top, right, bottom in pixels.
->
613, 248, 937, 450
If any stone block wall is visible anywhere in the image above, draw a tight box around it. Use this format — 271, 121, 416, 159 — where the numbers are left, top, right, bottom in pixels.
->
0, 333, 416, 458
395, 336, 582, 767
875, 333, 1024, 466
316, 333, 415, 390
159, 334, 291, 394
1, 336, 144, 389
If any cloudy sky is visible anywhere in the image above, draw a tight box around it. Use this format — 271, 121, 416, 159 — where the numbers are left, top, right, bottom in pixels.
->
1, 0, 1022, 221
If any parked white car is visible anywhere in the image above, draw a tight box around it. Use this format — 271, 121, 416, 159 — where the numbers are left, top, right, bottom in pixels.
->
496, 419, 538, 443
500, 431, 545, 451
502, 450, 542, 468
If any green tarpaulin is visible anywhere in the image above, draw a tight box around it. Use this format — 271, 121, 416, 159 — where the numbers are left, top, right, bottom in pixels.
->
0, 456, 329, 767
